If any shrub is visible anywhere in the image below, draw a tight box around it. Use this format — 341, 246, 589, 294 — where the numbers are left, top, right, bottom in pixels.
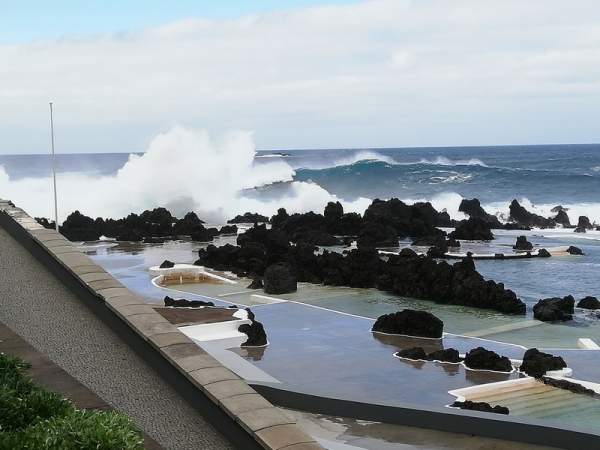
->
0, 410, 144, 450
0, 353, 143, 449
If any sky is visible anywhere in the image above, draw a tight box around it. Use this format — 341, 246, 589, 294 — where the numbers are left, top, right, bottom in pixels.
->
1, 0, 600, 154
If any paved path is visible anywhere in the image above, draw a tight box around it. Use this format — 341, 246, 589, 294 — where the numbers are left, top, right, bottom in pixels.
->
0, 226, 234, 450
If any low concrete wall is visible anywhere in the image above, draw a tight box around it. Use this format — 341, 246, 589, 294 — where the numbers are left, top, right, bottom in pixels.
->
0, 201, 322, 450
251, 382, 600, 449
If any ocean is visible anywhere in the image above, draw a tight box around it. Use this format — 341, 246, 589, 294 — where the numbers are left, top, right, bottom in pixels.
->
1, 144, 599, 224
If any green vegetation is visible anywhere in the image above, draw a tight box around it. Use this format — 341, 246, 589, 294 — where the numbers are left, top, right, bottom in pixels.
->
0, 352, 143, 449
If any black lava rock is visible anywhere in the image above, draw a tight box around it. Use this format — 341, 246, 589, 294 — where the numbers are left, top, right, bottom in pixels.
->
464, 347, 513, 372
537, 248, 551, 257
372, 310, 443, 338
159, 260, 175, 268
263, 263, 297, 294
238, 321, 268, 346
427, 348, 462, 363
567, 246, 584, 255
578, 296, 600, 310
451, 400, 509, 415
520, 348, 567, 378
219, 224, 238, 235
458, 198, 503, 228
509, 200, 556, 229
449, 217, 494, 241
540, 377, 599, 398
163, 296, 214, 307
533, 296, 575, 322
60, 211, 102, 241
228, 212, 269, 224
553, 209, 571, 227
513, 236, 533, 250
395, 347, 427, 360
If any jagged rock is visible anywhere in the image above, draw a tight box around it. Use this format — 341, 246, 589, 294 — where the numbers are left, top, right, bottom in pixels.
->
458, 198, 503, 228
464, 347, 513, 372
228, 212, 269, 224
263, 263, 297, 294
553, 209, 571, 227
537, 248, 551, 258
191, 227, 219, 242
427, 348, 462, 363
372, 310, 443, 338
574, 226, 587, 233
172, 212, 204, 236
578, 216, 593, 230
513, 236, 533, 251
449, 217, 494, 241
238, 321, 268, 346
246, 278, 263, 290
395, 347, 427, 360
219, 224, 238, 235
159, 260, 175, 268
398, 248, 418, 258
509, 200, 556, 229
520, 349, 566, 378
446, 238, 460, 248
578, 296, 600, 310
533, 296, 574, 322
163, 296, 214, 307
60, 211, 102, 241
451, 400, 509, 415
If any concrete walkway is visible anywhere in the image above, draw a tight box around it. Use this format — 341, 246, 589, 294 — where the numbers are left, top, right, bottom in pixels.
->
0, 226, 234, 450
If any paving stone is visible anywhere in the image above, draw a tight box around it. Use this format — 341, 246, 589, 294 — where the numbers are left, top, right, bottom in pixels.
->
189, 367, 239, 386
176, 353, 221, 372
161, 343, 203, 360
49, 246, 80, 255
96, 287, 132, 298
236, 407, 295, 432
105, 295, 148, 308
79, 272, 114, 283
148, 332, 193, 348
204, 379, 256, 401
71, 265, 107, 275
56, 253, 93, 268
113, 303, 156, 317
127, 314, 175, 337
219, 393, 272, 416
255, 424, 316, 450
87, 279, 124, 290
39, 239, 72, 248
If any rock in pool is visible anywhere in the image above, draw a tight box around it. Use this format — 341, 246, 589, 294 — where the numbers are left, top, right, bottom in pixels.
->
427, 348, 462, 363
372, 310, 443, 338
238, 321, 268, 346
159, 260, 175, 268
578, 296, 600, 310
520, 348, 567, 378
451, 400, 509, 415
163, 296, 214, 307
246, 278, 264, 290
513, 236, 533, 251
463, 347, 512, 372
567, 246, 584, 255
395, 347, 427, 360
533, 296, 574, 322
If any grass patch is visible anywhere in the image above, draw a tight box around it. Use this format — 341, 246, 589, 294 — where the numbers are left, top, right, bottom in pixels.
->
0, 352, 143, 449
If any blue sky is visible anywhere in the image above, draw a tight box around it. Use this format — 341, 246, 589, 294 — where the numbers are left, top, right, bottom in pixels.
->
1, 0, 599, 154
2, 0, 356, 42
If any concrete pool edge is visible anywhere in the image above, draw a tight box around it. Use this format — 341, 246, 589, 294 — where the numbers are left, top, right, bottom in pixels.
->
250, 381, 600, 449
0, 201, 324, 450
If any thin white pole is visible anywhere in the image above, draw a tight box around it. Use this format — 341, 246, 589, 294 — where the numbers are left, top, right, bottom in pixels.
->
49, 102, 59, 231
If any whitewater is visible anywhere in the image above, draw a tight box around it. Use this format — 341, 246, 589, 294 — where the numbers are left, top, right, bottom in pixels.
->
1, 126, 599, 226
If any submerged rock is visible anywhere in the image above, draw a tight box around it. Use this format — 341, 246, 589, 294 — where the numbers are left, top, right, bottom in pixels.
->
533, 296, 574, 322
449, 217, 494, 241
463, 347, 513, 372
540, 377, 600, 398
163, 296, 214, 307
159, 260, 175, 268
263, 263, 297, 294
372, 310, 443, 338
520, 348, 567, 378
578, 296, 600, 310
451, 400, 509, 415
246, 278, 264, 290
513, 235, 533, 251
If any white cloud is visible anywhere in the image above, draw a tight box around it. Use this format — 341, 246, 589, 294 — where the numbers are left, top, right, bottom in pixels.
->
1, 0, 600, 153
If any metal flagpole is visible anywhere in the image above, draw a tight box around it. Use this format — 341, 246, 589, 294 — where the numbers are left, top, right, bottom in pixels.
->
49, 102, 59, 231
